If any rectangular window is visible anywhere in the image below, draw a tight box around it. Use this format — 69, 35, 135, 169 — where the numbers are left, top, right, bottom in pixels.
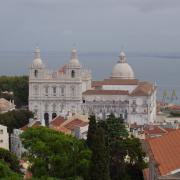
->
0, 139, 3, 143
53, 87, 56, 96
34, 86, 38, 95
45, 87, 48, 96
0, 129, 3, 134
61, 87, 65, 96
133, 100, 136, 105
132, 107, 136, 113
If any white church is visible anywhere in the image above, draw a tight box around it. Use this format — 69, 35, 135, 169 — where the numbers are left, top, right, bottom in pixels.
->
29, 47, 156, 125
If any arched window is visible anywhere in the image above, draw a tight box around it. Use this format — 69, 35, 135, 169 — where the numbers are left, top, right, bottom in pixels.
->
44, 113, 49, 127
71, 70, 75, 78
34, 70, 38, 77
52, 113, 57, 119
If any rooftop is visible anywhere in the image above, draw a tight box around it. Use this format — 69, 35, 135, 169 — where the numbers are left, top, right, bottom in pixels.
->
130, 82, 154, 96
83, 89, 129, 95
147, 129, 180, 176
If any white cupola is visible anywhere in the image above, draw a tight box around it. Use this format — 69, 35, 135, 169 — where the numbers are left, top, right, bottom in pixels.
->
69, 48, 81, 67
31, 47, 44, 68
111, 50, 135, 79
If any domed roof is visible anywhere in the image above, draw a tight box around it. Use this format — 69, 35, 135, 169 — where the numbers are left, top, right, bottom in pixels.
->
31, 47, 44, 68
111, 51, 135, 79
69, 48, 81, 67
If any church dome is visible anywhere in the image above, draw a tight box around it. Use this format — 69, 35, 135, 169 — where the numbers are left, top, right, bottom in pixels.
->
69, 48, 81, 67
32, 47, 44, 68
111, 51, 135, 79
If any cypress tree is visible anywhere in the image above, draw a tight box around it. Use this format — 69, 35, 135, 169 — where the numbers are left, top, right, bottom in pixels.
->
89, 127, 111, 180
87, 115, 97, 149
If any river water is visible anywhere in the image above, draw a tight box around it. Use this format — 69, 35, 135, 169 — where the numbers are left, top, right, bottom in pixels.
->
0, 51, 180, 103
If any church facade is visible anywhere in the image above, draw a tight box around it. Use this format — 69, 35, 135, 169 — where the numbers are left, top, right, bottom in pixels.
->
29, 48, 156, 125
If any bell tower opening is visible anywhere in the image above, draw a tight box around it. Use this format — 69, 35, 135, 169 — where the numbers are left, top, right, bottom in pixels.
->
34, 70, 38, 77
71, 70, 75, 78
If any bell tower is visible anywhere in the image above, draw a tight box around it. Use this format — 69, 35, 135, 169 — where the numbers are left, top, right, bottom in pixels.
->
29, 47, 45, 80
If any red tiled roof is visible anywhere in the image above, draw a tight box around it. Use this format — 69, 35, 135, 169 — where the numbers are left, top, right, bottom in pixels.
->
58, 65, 67, 74
92, 79, 139, 87
164, 128, 176, 133
64, 119, 88, 130
52, 126, 71, 134
144, 126, 166, 136
21, 121, 41, 131
83, 90, 129, 95
50, 116, 65, 126
131, 82, 154, 96
130, 123, 142, 129
169, 105, 180, 111
143, 168, 150, 180
148, 129, 180, 176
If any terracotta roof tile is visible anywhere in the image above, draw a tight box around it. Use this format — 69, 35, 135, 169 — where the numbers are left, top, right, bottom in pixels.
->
144, 126, 166, 136
92, 79, 139, 87
21, 121, 41, 131
131, 82, 154, 96
148, 129, 180, 176
143, 168, 150, 180
58, 65, 67, 74
52, 126, 71, 134
83, 89, 129, 95
169, 105, 180, 111
50, 116, 65, 127
64, 119, 88, 130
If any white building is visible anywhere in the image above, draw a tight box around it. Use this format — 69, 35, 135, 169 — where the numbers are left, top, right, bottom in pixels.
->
0, 124, 9, 150
29, 47, 91, 126
29, 48, 156, 125
10, 129, 25, 159
10, 120, 41, 159
0, 98, 15, 114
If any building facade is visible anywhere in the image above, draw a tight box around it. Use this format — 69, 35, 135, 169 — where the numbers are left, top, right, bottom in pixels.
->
0, 124, 9, 150
29, 48, 91, 126
29, 48, 156, 125
10, 129, 25, 159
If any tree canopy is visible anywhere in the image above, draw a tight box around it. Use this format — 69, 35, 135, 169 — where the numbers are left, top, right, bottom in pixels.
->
21, 127, 91, 180
87, 114, 146, 180
0, 148, 20, 173
0, 160, 22, 180
0, 76, 28, 107
0, 110, 33, 133
89, 127, 110, 180
86, 115, 96, 149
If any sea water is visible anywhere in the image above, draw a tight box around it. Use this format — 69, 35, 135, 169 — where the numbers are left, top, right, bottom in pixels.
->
0, 51, 180, 103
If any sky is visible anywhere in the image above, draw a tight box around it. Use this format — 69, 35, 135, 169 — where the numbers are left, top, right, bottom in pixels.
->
0, 0, 180, 53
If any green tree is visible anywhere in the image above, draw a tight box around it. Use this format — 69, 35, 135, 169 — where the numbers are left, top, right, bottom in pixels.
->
0, 160, 22, 180
0, 110, 33, 133
21, 127, 91, 179
97, 114, 145, 180
0, 148, 20, 173
89, 127, 111, 180
86, 115, 96, 149
0, 76, 28, 107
